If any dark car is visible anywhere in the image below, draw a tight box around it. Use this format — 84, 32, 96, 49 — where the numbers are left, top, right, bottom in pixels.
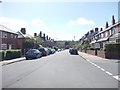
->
38, 47, 47, 56
69, 48, 78, 55
25, 49, 42, 60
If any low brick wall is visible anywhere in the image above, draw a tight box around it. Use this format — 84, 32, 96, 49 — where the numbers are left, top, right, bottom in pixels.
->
80, 50, 119, 60
97, 50, 105, 58
86, 50, 95, 55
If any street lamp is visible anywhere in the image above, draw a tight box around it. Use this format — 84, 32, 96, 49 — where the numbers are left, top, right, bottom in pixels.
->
34, 38, 37, 49
94, 36, 98, 55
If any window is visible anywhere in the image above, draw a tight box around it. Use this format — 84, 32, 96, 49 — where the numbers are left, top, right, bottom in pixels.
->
111, 28, 115, 34
118, 25, 120, 31
1, 44, 7, 50
0, 31, 2, 38
14, 35, 17, 38
2, 32, 7, 38
105, 31, 108, 37
11, 34, 13, 38
101, 33, 104, 38
107, 30, 110, 36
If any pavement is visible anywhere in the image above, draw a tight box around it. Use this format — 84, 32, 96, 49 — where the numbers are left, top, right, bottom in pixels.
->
78, 51, 119, 62
0, 57, 25, 66
0, 51, 119, 66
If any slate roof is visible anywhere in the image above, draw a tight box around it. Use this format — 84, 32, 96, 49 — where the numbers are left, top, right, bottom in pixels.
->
17, 31, 32, 38
0, 24, 18, 34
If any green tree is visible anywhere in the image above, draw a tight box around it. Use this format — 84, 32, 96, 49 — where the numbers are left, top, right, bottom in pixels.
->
23, 38, 34, 49
81, 39, 91, 52
33, 37, 44, 48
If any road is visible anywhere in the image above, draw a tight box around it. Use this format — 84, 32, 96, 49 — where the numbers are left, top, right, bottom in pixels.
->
2, 50, 118, 88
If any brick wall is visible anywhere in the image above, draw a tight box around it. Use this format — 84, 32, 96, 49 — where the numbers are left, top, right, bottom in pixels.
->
81, 50, 119, 60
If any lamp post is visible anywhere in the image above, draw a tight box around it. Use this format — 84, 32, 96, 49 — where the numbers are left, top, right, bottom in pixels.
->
34, 38, 37, 49
95, 36, 98, 56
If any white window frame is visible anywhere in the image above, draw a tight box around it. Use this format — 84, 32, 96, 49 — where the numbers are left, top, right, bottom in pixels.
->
2, 32, 7, 38
11, 34, 13, 38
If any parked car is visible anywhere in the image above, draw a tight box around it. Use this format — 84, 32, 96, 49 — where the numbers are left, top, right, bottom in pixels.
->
44, 48, 50, 55
69, 48, 78, 55
38, 47, 47, 56
25, 49, 42, 60
51, 49, 56, 54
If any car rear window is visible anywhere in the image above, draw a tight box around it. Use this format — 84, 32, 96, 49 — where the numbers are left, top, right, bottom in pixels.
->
27, 49, 36, 53
38, 48, 45, 52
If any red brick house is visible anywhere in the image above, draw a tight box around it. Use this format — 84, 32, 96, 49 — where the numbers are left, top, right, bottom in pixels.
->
17, 28, 32, 54
0, 24, 18, 50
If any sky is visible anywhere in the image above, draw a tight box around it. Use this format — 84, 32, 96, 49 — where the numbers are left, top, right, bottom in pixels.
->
0, 1, 118, 41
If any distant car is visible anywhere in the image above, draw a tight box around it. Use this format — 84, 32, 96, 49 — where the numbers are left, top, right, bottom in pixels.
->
25, 49, 42, 60
47, 48, 54, 54
69, 48, 78, 55
38, 47, 47, 56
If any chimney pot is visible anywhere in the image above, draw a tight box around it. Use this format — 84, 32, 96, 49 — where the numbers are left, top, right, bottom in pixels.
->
105, 22, 109, 28
39, 31, 42, 38
21, 28, 26, 34
95, 27, 98, 32
34, 33, 37, 37
100, 28, 103, 31
90, 30, 94, 34
112, 15, 115, 25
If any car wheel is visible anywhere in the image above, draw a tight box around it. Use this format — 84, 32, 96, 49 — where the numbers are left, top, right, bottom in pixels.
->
26, 57, 28, 60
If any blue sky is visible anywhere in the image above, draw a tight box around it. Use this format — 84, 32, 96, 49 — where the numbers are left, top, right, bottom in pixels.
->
0, 2, 118, 41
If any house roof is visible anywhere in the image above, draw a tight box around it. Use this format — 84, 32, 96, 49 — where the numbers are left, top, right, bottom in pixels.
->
0, 24, 18, 34
17, 31, 32, 38
109, 32, 120, 40
95, 21, 120, 36
97, 37, 109, 42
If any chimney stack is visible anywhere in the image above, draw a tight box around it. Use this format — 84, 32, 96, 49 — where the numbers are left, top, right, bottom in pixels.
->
95, 27, 98, 32
100, 28, 103, 31
21, 28, 26, 34
90, 30, 94, 34
39, 31, 42, 38
34, 33, 37, 37
43, 33, 45, 40
46, 35, 48, 40
105, 22, 109, 28
112, 15, 115, 25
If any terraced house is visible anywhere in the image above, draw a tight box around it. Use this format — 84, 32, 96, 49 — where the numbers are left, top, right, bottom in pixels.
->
91, 16, 120, 48
0, 24, 18, 50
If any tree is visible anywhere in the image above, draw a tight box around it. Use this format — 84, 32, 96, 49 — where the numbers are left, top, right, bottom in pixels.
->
65, 41, 70, 46
23, 38, 34, 50
81, 39, 91, 52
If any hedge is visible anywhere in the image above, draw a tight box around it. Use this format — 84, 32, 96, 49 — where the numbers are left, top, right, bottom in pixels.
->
104, 43, 120, 52
0, 50, 21, 61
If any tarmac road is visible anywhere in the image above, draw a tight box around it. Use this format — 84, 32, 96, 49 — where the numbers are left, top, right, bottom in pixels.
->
2, 50, 119, 88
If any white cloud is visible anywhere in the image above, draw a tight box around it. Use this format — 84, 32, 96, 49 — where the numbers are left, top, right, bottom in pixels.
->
68, 17, 95, 26
0, 17, 49, 37
0, 17, 36, 36
31, 19, 48, 30
0, 17, 28, 31
68, 20, 76, 26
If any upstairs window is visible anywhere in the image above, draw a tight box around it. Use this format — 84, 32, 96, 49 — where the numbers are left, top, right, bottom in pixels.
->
14, 35, 17, 38
111, 28, 115, 34
2, 32, 7, 38
11, 34, 13, 38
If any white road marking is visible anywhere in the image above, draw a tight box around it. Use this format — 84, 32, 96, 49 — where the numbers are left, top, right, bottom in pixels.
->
100, 68, 105, 71
113, 76, 120, 81
96, 66, 101, 69
105, 71, 113, 76
86, 59, 119, 81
